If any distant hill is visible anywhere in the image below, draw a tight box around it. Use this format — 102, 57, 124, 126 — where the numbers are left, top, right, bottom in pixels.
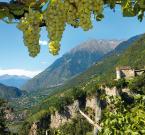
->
0, 83, 23, 99
0, 75, 30, 88
22, 39, 121, 92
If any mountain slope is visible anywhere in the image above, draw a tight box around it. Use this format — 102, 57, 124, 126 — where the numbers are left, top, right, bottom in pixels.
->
0, 83, 23, 99
19, 34, 145, 135
30, 34, 145, 118
0, 75, 30, 88
62, 34, 144, 88
22, 40, 121, 92
9, 34, 145, 134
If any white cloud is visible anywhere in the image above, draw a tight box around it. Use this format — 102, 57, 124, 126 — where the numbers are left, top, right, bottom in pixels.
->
40, 61, 47, 65
0, 69, 42, 78
39, 40, 48, 46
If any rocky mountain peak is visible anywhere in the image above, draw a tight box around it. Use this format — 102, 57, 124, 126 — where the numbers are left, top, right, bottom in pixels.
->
22, 39, 122, 92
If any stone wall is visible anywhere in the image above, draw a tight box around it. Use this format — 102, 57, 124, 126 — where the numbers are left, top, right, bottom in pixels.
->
121, 69, 135, 79
104, 87, 119, 96
135, 70, 145, 76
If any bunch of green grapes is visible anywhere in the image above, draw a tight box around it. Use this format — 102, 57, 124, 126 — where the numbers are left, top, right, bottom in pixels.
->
19, 0, 104, 56
64, 0, 104, 30
17, 9, 42, 57
64, 0, 78, 27
93, 0, 104, 19
76, 0, 93, 31
43, 0, 104, 55
44, 0, 66, 55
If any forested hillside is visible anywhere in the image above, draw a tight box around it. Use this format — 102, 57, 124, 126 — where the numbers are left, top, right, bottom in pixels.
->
0, 83, 22, 99
17, 34, 145, 135
9, 35, 142, 112
19, 73, 145, 135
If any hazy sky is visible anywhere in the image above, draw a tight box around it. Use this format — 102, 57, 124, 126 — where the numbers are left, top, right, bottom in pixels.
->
0, 6, 145, 77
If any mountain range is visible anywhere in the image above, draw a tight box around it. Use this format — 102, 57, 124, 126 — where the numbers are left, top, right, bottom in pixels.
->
0, 75, 30, 88
22, 39, 122, 92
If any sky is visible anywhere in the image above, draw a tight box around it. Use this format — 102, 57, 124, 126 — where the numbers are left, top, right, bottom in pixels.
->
0, 5, 145, 77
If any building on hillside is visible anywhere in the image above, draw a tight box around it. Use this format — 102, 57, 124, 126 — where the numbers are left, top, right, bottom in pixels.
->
116, 66, 145, 80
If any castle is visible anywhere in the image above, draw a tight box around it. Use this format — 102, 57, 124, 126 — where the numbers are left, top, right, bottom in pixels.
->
116, 66, 145, 80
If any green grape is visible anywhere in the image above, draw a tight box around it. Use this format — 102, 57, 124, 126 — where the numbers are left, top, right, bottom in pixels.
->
17, 0, 105, 56
43, 0, 105, 55
49, 41, 60, 55
76, 0, 93, 31
17, 9, 42, 57
64, 0, 77, 26
44, 0, 66, 55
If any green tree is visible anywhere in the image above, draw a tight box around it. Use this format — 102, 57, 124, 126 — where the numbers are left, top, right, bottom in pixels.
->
129, 74, 145, 94
99, 95, 145, 135
0, 99, 8, 135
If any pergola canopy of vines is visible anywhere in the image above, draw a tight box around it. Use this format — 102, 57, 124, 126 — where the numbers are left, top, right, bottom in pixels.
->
0, 0, 145, 57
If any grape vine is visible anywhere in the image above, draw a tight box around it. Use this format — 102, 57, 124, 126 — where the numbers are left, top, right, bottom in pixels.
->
1, 0, 145, 56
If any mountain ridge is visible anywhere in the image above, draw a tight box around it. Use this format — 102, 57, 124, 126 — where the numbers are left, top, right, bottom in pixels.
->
61, 34, 144, 88
22, 39, 121, 92
0, 75, 30, 88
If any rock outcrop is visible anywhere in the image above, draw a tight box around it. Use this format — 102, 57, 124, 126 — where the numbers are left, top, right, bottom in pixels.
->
29, 86, 128, 135
50, 100, 79, 128
86, 96, 96, 110
29, 123, 38, 135
104, 87, 119, 96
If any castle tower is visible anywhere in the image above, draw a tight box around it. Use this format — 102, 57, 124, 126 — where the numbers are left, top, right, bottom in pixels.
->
116, 67, 121, 80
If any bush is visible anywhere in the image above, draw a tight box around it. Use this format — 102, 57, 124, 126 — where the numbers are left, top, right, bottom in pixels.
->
57, 116, 92, 135
71, 87, 86, 101
115, 78, 128, 89
129, 74, 145, 94
18, 121, 31, 135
